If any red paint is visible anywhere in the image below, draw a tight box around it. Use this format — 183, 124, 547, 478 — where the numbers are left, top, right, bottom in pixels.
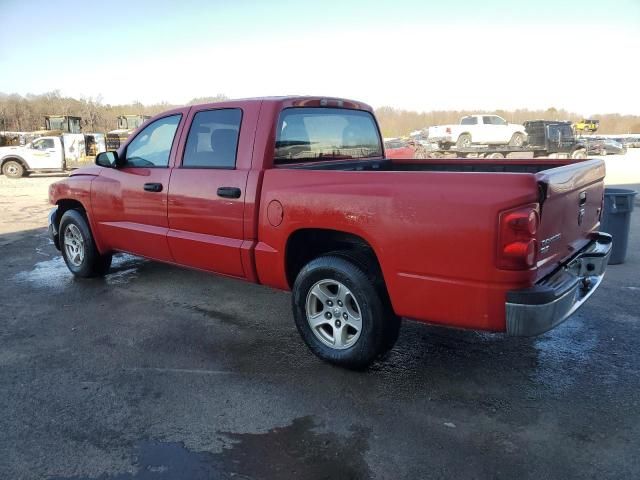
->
384, 145, 416, 159
49, 96, 606, 333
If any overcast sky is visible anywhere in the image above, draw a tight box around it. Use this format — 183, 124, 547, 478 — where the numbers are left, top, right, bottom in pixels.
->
1, 0, 638, 115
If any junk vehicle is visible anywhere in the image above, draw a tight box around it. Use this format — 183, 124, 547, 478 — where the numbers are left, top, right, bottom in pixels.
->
47, 96, 611, 369
574, 119, 600, 133
420, 120, 589, 160
106, 115, 150, 150
44, 115, 82, 134
84, 133, 107, 157
427, 114, 527, 149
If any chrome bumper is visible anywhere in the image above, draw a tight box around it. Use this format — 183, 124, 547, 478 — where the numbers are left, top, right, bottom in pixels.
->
506, 232, 612, 336
48, 207, 60, 250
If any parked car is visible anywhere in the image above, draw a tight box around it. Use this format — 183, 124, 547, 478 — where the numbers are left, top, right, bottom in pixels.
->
0, 135, 84, 178
428, 115, 527, 149
601, 139, 627, 155
48, 96, 611, 369
383, 138, 415, 158
574, 119, 600, 133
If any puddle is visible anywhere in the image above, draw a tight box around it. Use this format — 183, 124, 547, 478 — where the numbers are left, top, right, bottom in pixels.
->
48, 417, 370, 479
532, 316, 598, 393
13, 254, 146, 290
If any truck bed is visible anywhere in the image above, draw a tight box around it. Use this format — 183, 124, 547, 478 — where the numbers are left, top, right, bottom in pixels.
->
262, 156, 605, 330
278, 157, 579, 174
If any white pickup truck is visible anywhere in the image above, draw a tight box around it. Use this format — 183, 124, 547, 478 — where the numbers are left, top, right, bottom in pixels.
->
0, 134, 85, 178
428, 115, 527, 149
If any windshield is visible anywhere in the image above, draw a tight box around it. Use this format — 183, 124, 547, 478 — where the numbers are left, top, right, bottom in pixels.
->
274, 108, 382, 165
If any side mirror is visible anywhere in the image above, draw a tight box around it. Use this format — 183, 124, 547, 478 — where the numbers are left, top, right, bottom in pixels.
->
95, 151, 118, 168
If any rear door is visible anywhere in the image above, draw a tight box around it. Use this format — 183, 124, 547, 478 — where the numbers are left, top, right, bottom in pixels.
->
534, 159, 606, 279
166, 103, 260, 278
91, 112, 186, 261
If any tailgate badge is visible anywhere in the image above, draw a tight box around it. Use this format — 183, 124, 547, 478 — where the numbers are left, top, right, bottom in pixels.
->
540, 233, 562, 254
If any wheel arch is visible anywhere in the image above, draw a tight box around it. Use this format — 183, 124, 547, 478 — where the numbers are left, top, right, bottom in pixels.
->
54, 199, 88, 232
284, 228, 386, 290
1, 155, 29, 171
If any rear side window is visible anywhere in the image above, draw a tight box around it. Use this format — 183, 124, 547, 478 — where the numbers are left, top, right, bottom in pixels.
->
274, 108, 382, 165
183, 109, 242, 168
461, 117, 477, 125
125, 115, 181, 167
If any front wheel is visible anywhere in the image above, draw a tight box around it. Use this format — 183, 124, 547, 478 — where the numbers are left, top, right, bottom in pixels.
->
59, 209, 112, 277
2, 160, 25, 178
292, 255, 394, 369
571, 148, 587, 159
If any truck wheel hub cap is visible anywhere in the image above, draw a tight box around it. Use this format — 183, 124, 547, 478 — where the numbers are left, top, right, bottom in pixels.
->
64, 224, 85, 267
305, 279, 362, 350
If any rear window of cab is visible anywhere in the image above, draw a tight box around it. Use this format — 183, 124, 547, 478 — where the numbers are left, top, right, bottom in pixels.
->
274, 108, 383, 165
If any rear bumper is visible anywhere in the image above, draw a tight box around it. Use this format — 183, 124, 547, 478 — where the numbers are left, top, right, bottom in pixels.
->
429, 134, 454, 143
505, 232, 612, 336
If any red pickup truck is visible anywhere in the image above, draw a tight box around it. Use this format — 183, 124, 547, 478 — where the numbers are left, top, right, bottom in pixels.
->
48, 96, 612, 369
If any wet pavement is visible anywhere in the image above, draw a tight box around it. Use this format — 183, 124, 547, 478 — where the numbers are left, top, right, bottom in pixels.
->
1, 209, 639, 479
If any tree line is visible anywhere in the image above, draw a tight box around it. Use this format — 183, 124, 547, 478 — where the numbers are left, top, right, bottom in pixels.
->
1, 91, 639, 137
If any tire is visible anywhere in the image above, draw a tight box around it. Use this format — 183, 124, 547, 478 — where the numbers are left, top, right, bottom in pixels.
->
292, 255, 395, 369
2, 160, 25, 178
456, 133, 472, 149
59, 209, 112, 277
326, 249, 401, 357
509, 132, 525, 147
486, 152, 505, 159
571, 148, 587, 160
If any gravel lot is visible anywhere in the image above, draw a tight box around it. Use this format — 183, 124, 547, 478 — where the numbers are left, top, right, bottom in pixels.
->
1, 152, 639, 479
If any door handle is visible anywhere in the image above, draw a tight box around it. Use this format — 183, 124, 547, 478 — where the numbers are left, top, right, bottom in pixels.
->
144, 183, 163, 192
217, 187, 241, 199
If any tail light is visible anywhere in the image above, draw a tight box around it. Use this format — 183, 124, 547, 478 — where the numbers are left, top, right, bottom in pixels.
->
446, 127, 452, 134
497, 204, 539, 270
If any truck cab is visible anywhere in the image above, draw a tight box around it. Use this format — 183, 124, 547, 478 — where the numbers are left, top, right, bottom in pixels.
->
524, 120, 587, 158
44, 116, 82, 134
106, 115, 151, 150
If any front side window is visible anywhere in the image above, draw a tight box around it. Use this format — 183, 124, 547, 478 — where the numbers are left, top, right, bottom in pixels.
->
32, 138, 54, 150
274, 108, 382, 165
183, 109, 242, 168
124, 114, 181, 167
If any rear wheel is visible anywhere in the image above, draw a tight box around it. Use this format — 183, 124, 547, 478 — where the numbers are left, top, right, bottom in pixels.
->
292, 255, 398, 369
59, 209, 112, 277
509, 132, 525, 147
456, 133, 472, 148
2, 160, 25, 178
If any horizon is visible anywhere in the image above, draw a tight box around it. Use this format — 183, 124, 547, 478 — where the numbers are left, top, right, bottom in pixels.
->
1, 0, 639, 116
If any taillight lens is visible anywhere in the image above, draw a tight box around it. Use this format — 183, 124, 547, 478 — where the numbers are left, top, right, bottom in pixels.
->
446, 127, 452, 134
497, 204, 539, 270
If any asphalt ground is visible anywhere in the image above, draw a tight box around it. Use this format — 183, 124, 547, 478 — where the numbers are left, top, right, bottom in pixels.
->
1, 152, 639, 479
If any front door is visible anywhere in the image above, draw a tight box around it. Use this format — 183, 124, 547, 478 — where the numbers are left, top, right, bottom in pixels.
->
27, 138, 60, 169
167, 105, 257, 278
91, 112, 185, 261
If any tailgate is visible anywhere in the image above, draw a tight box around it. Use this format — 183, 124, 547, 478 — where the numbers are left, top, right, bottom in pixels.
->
535, 159, 606, 280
